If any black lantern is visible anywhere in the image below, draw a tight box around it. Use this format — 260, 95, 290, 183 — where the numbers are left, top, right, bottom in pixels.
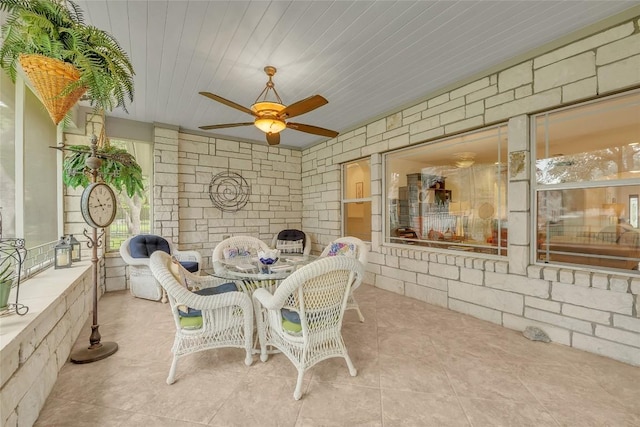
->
54, 236, 72, 269
68, 234, 81, 262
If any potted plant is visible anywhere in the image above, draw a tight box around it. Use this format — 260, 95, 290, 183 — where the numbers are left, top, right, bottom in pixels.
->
0, 0, 134, 124
0, 262, 14, 311
62, 142, 144, 197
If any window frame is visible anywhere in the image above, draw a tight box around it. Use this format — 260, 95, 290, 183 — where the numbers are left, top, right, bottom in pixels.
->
530, 89, 640, 271
341, 158, 372, 242
382, 123, 508, 255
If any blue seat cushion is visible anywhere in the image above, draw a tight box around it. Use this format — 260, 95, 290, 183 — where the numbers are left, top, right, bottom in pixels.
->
179, 261, 199, 273
281, 308, 302, 333
178, 283, 238, 317
277, 229, 306, 247
129, 235, 170, 258
281, 308, 300, 323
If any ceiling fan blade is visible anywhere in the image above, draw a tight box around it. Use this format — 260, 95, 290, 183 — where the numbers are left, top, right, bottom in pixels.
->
199, 92, 256, 116
279, 95, 328, 119
266, 132, 280, 145
287, 122, 339, 138
199, 122, 254, 130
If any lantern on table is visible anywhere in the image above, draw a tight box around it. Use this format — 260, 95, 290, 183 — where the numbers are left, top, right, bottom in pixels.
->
54, 236, 72, 269
68, 234, 82, 262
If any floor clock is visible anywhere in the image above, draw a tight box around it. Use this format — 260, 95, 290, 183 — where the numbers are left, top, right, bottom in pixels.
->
69, 135, 119, 364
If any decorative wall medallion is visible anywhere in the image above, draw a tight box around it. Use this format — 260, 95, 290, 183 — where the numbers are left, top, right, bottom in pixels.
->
209, 171, 251, 212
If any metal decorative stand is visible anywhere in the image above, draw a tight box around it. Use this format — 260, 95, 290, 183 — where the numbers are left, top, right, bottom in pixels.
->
0, 238, 29, 316
65, 135, 118, 363
209, 171, 251, 212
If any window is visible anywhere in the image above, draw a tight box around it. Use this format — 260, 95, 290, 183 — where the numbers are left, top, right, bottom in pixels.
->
385, 124, 508, 255
1, 73, 59, 247
1, 72, 60, 276
343, 159, 371, 242
534, 90, 640, 272
107, 138, 152, 251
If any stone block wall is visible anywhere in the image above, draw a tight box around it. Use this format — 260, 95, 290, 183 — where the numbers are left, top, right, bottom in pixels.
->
0, 265, 94, 427
153, 129, 304, 268
301, 15, 640, 365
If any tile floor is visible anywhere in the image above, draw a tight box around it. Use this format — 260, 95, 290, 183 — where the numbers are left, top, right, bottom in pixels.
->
36, 284, 640, 426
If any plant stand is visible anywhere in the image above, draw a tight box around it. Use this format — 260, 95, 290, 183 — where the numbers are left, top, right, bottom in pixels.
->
69, 226, 118, 363
0, 238, 29, 316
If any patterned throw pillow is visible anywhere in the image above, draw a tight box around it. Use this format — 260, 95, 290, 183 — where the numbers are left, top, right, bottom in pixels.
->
327, 242, 357, 257
277, 239, 304, 254
169, 256, 189, 288
223, 246, 251, 259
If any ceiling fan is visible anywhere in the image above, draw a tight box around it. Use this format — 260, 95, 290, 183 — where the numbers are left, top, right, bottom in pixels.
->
199, 66, 339, 145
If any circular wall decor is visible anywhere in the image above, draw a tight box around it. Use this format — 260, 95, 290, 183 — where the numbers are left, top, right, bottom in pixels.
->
478, 202, 495, 219
209, 171, 251, 212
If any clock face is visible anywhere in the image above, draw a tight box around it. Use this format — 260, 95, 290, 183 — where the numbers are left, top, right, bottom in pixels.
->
81, 183, 117, 229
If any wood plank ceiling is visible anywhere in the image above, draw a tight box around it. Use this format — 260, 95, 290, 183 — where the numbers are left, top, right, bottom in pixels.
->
66, 1, 640, 149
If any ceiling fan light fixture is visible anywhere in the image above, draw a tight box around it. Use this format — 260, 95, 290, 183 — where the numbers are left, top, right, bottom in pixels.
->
456, 159, 475, 168
454, 151, 476, 168
251, 101, 285, 115
254, 117, 286, 133
199, 65, 337, 144
252, 101, 287, 133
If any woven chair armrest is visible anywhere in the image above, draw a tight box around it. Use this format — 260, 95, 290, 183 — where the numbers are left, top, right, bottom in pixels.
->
176, 267, 233, 290
189, 275, 234, 289
175, 288, 252, 311
173, 249, 202, 264
252, 288, 280, 310
120, 256, 150, 266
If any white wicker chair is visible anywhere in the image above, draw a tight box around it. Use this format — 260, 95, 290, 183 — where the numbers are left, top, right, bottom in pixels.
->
271, 229, 311, 256
120, 235, 202, 303
320, 236, 368, 322
149, 251, 254, 385
253, 256, 364, 400
212, 236, 271, 274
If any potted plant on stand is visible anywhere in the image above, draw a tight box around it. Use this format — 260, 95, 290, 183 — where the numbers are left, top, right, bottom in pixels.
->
0, 0, 135, 124
61, 122, 145, 199
0, 263, 13, 312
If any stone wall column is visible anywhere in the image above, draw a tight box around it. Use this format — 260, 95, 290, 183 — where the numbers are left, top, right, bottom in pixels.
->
507, 115, 530, 275
370, 153, 382, 250
153, 125, 180, 241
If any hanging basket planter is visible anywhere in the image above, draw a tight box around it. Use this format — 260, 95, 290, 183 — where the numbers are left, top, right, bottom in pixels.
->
18, 54, 88, 125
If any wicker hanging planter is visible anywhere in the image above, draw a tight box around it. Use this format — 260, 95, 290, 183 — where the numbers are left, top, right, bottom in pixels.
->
18, 54, 88, 125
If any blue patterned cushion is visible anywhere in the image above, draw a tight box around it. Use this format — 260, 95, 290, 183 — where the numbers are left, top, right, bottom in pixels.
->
223, 247, 251, 259
327, 242, 356, 257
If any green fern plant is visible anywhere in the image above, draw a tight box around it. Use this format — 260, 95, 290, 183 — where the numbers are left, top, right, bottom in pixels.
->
63, 144, 144, 197
0, 0, 134, 113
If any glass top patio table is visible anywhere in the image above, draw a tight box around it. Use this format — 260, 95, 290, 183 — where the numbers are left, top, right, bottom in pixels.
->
207, 254, 319, 293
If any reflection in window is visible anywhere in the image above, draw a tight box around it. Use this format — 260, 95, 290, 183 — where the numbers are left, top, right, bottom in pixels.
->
385, 124, 508, 255
534, 90, 640, 272
343, 159, 371, 242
